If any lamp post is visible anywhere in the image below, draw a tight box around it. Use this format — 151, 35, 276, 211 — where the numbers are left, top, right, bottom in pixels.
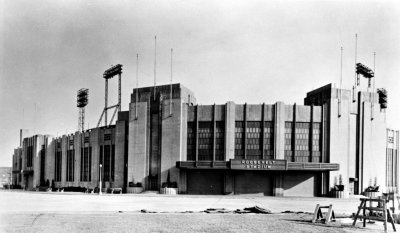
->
99, 164, 102, 195
20, 170, 23, 190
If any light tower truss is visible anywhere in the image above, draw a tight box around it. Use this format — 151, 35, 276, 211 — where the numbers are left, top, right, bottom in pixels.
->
356, 62, 374, 88
77, 88, 89, 132
377, 88, 388, 110
97, 64, 123, 127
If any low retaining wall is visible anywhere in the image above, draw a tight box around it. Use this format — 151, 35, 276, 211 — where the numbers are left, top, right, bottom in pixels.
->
127, 187, 143, 194
160, 188, 178, 195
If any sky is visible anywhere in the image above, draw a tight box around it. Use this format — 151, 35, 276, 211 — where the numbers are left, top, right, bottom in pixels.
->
1, 0, 399, 167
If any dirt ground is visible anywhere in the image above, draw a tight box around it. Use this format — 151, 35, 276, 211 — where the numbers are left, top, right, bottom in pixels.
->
0, 190, 396, 232
0, 212, 385, 233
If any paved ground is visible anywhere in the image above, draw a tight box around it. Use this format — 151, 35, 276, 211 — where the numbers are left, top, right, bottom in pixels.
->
0, 190, 363, 214
0, 190, 397, 232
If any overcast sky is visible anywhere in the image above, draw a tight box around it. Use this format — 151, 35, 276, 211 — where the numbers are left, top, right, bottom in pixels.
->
1, 0, 399, 167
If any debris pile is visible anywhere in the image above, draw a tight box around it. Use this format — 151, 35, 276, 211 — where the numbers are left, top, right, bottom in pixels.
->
140, 206, 272, 214
204, 206, 271, 214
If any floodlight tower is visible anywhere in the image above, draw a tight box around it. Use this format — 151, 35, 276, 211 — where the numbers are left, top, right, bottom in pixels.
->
77, 88, 89, 132
356, 63, 374, 89
97, 64, 123, 127
377, 88, 388, 110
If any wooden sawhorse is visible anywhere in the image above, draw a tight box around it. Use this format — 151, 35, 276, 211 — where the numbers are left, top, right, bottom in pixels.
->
312, 204, 336, 224
353, 197, 396, 232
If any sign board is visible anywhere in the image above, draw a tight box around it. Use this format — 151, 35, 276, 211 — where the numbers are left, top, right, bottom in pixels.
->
230, 159, 287, 170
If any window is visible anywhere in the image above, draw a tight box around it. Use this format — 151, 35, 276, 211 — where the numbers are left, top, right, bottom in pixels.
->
103, 144, 115, 182
100, 145, 115, 182
198, 122, 213, 161
27, 145, 33, 167
104, 134, 111, 141
80, 147, 92, 182
104, 145, 111, 181
55, 151, 62, 182
387, 148, 398, 189
215, 121, 225, 161
264, 121, 274, 160
40, 146, 46, 185
187, 122, 196, 161
111, 145, 115, 181
294, 122, 310, 162
69, 139, 74, 146
84, 137, 89, 143
19, 158, 22, 170
246, 121, 262, 160
284, 122, 293, 161
66, 150, 74, 182
235, 121, 245, 159
311, 123, 322, 162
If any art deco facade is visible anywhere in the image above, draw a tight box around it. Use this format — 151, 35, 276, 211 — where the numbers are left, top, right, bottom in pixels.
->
11, 83, 397, 196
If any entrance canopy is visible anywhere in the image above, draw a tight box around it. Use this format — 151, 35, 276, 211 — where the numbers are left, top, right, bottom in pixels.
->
177, 159, 339, 171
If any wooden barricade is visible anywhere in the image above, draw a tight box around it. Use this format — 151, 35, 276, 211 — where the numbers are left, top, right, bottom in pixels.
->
312, 204, 336, 224
352, 197, 396, 232
383, 192, 397, 213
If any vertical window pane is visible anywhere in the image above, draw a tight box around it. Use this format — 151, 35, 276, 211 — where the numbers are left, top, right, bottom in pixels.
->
198, 121, 213, 161
235, 121, 244, 159
104, 145, 110, 182
264, 121, 274, 160
294, 122, 310, 162
186, 122, 196, 161
215, 121, 225, 161
246, 121, 262, 160
284, 122, 293, 161
66, 150, 74, 182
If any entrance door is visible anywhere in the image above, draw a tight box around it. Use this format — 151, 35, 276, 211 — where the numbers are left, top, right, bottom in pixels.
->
187, 170, 224, 194
234, 171, 273, 195
24, 175, 34, 190
283, 172, 316, 197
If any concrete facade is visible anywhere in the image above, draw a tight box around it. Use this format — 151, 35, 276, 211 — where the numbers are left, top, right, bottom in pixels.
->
387, 128, 399, 192
182, 100, 328, 197
11, 83, 397, 197
304, 84, 388, 195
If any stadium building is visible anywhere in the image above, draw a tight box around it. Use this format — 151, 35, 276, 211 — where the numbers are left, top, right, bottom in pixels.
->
11, 74, 398, 197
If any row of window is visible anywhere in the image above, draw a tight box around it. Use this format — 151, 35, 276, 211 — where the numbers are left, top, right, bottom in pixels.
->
187, 121, 321, 161
295, 134, 309, 140
235, 121, 274, 160
54, 147, 90, 182
284, 122, 322, 162
187, 121, 225, 161
64, 134, 110, 146
52, 144, 116, 183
